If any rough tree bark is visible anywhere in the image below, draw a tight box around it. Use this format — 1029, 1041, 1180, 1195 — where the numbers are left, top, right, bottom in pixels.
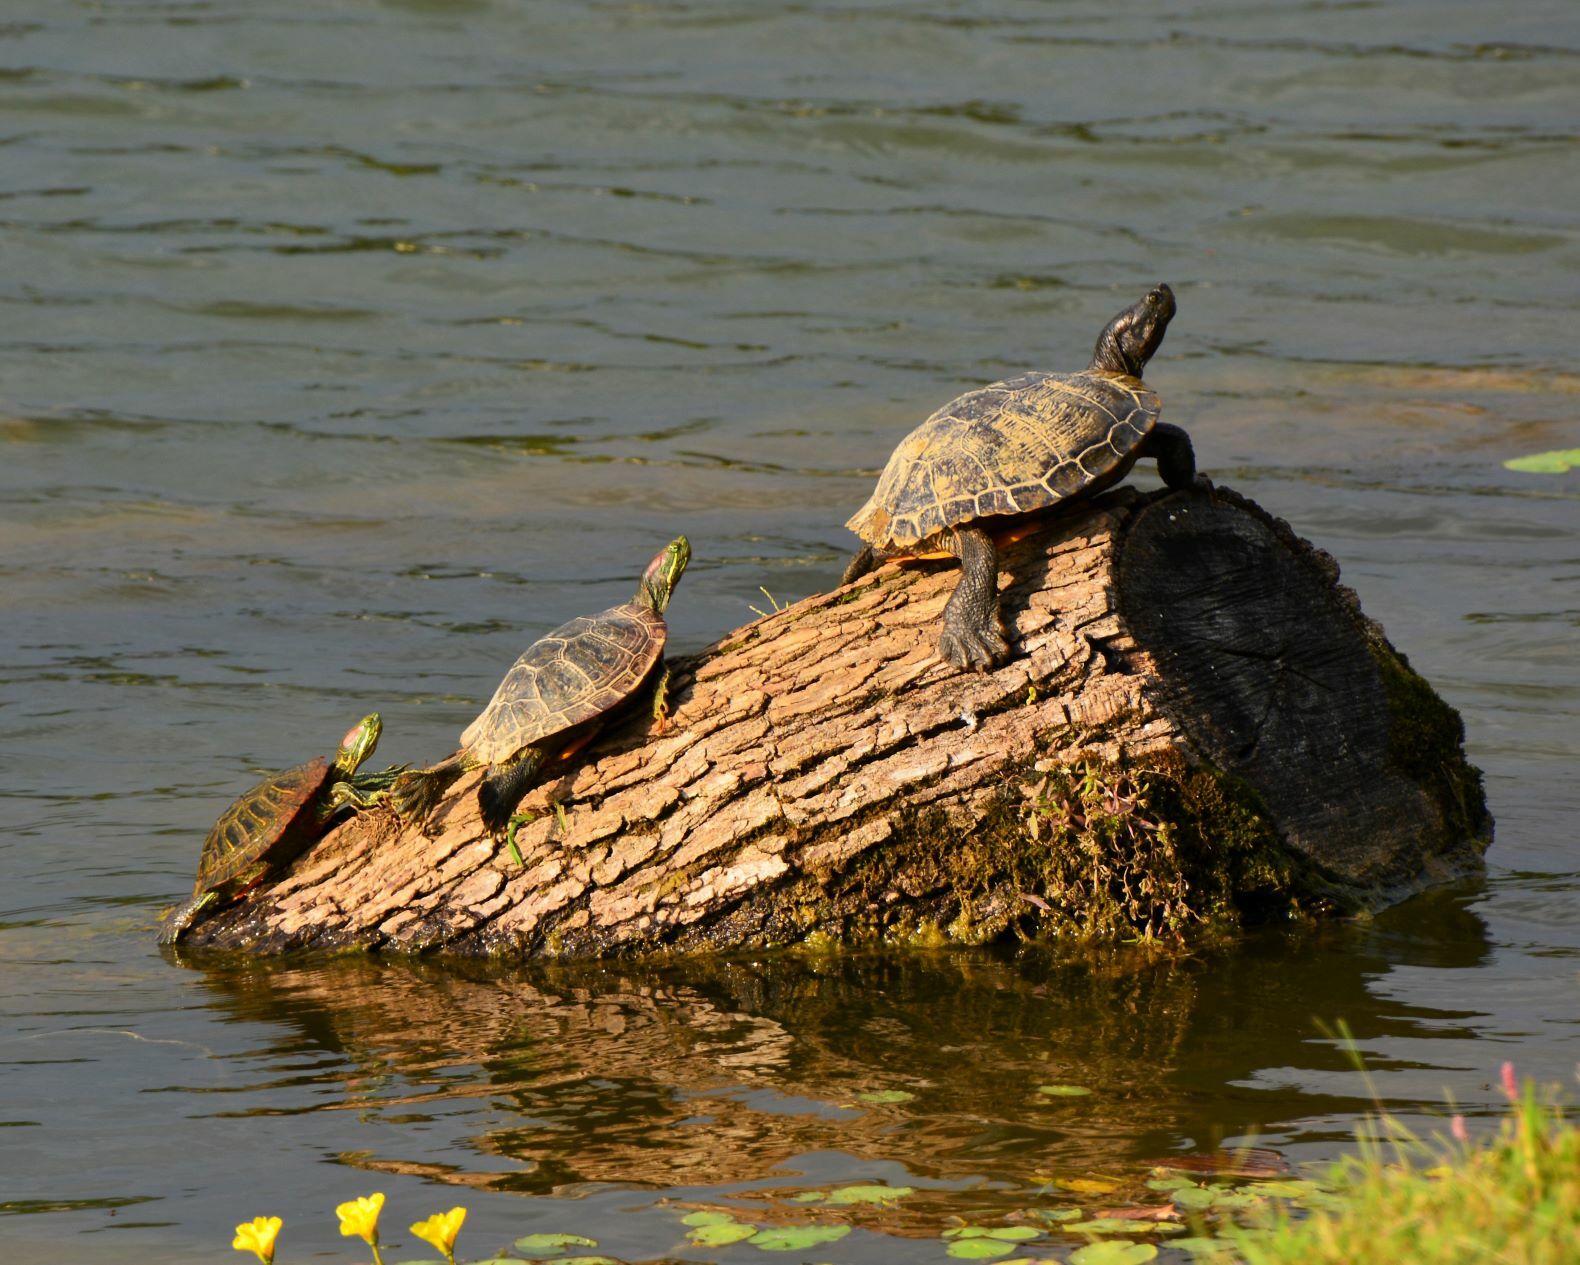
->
181, 485, 1491, 958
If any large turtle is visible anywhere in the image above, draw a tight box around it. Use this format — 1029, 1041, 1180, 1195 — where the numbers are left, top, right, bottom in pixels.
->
843, 283, 1206, 670
159, 713, 397, 944
390, 535, 690, 838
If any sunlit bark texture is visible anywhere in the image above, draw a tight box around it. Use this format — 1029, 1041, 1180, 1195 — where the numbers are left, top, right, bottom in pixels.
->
183, 486, 1490, 958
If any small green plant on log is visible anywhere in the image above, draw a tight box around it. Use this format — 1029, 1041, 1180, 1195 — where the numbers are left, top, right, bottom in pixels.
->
1009, 758, 1308, 942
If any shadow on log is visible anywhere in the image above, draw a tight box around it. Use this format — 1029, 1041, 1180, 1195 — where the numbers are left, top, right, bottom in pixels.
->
182, 485, 1491, 958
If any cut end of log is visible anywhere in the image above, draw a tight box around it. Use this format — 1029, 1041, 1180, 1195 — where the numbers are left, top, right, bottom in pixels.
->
173, 486, 1490, 960
1117, 485, 1491, 898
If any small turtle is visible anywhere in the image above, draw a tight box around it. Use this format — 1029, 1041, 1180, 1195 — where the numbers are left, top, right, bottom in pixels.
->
159, 713, 398, 944
843, 283, 1206, 670
390, 535, 690, 838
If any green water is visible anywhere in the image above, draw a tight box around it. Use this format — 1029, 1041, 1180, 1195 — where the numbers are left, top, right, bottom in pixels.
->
2, 1, 1578, 1261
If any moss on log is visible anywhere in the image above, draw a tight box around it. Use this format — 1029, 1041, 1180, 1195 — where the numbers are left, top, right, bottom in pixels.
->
178, 485, 1490, 958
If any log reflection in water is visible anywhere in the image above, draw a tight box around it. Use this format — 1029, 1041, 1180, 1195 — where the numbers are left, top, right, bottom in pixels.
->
178, 902, 1489, 1208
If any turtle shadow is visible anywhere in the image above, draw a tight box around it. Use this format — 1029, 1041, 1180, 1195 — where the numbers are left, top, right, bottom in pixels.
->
992, 488, 1145, 670
508, 676, 685, 842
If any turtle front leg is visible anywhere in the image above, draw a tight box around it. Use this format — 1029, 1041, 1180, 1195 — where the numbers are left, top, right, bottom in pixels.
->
322, 779, 388, 815
320, 762, 409, 817
938, 525, 1009, 671
1141, 422, 1212, 492
158, 892, 218, 946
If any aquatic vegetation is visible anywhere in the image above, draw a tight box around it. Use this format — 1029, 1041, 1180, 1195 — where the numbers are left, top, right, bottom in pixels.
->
748, 1223, 852, 1251
1070, 1243, 1157, 1265
1063, 1218, 1186, 1236
410, 1206, 467, 1264
335, 1193, 386, 1265
854, 1088, 915, 1104
1503, 448, 1580, 473
232, 1215, 283, 1264
682, 1209, 759, 1247
228, 1197, 478, 1265
791, 1183, 915, 1206
943, 1224, 1044, 1258
511, 1231, 598, 1254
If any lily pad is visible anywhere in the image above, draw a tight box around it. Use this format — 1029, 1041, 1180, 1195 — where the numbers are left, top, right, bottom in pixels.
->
1037, 1084, 1093, 1097
1065, 1219, 1181, 1235
1168, 1185, 1218, 1210
1069, 1242, 1159, 1265
1171, 1236, 1233, 1257
942, 1226, 1040, 1242
690, 1222, 759, 1247
514, 1232, 599, 1252
1504, 448, 1580, 474
682, 1210, 738, 1227
856, 1089, 915, 1104
1030, 1207, 1084, 1223
1252, 1179, 1327, 1200
945, 1239, 1017, 1260
748, 1225, 851, 1252
557, 1259, 619, 1265
824, 1183, 915, 1205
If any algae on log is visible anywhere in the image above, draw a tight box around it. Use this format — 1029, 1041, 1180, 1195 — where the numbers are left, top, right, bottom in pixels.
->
181, 485, 1491, 958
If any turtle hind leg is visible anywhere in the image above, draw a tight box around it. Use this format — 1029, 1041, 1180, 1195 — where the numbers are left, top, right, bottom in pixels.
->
390, 758, 466, 824
1141, 421, 1211, 491
938, 525, 1009, 672
842, 544, 880, 585
478, 749, 547, 836
650, 663, 673, 732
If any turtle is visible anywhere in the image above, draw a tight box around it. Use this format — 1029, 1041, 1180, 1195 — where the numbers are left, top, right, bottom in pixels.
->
159, 713, 400, 944
389, 535, 691, 839
842, 282, 1207, 671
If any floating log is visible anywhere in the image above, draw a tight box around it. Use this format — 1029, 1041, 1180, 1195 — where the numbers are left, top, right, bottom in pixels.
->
180, 485, 1490, 958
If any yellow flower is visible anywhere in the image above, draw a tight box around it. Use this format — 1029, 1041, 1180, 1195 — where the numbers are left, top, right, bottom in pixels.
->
232, 1215, 282, 1264
410, 1206, 467, 1262
336, 1192, 385, 1244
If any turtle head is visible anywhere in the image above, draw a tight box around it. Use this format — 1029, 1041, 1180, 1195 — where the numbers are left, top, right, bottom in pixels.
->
1089, 283, 1175, 378
332, 713, 382, 777
637, 535, 691, 614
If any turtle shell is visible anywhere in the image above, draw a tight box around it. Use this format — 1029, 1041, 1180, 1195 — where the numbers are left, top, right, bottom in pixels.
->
846, 369, 1160, 550
460, 601, 667, 765
192, 756, 333, 895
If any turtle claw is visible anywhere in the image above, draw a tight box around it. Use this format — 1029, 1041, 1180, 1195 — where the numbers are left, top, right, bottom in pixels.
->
938, 625, 1010, 673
